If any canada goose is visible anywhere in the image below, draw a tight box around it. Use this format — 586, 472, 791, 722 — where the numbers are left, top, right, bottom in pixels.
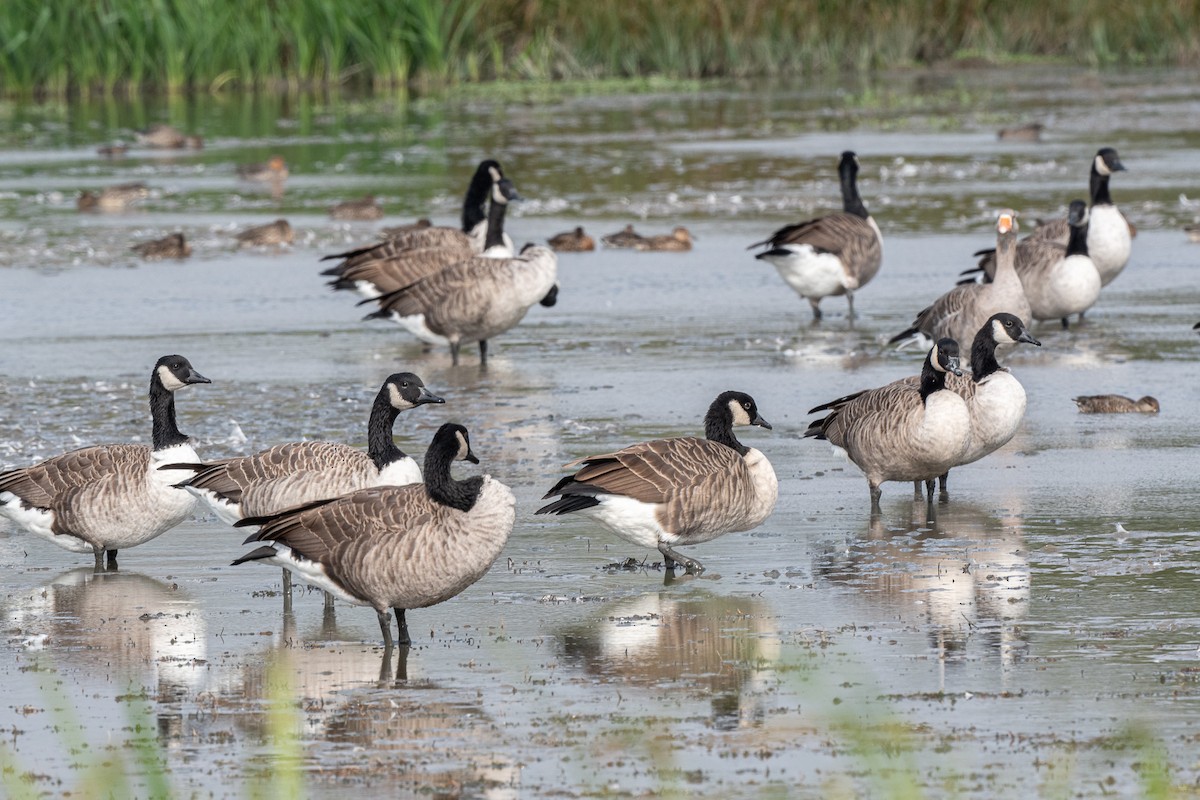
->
131, 232, 191, 261
535, 391, 778, 575
904, 313, 1041, 498
805, 339, 970, 509
364, 243, 559, 366
890, 211, 1030, 349
348, 160, 517, 260
323, 177, 520, 300
235, 219, 293, 247
997, 122, 1044, 142
1073, 395, 1160, 414
600, 224, 645, 248
0, 355, 211, 570
972, 148, 1131, 290
547, 226, 596, 252
237, 155, 288, 182
1006, 200, 1101, 328
135, 124, 202, 149
232, 423, 515, 649
173, 373, 444, 526
77, 182, 149, 212
633, 226, 693, 252
329, 195, 384, 221
750, 151, 883, 320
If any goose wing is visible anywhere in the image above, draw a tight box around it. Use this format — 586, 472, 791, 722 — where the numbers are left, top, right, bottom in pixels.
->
0, 444, 147, 508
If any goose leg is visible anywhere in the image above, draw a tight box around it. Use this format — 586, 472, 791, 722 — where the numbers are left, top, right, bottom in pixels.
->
393, 608, 411, 646
377, 609, 394, 649
324, 591, 334, 611
449, 341, 461, 366
479, 339, 489, 367
282, 569, 293, 614
808, 298, 823, 321
658, 542, 704, 575
924, 479, 935, 504
938, 471, 950, 501
912, 480, 923, 501
1061, 317, 1070, 330
845, 290, 856, 321
870, 481, 883, 511
93, 548, 105, 572
105, 549, 118, 571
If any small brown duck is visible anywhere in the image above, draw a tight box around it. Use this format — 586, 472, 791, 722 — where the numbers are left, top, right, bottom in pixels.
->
1185, 224, 1200, 243
235, 219, 294, 247
136, 124, 203, 149
600, 224, 644, 248
997, 123, 1045, 142
329, 195, 384, 221
132, 232, 191, 261
633, 226, 694, 252
1073, 394, 1160, 414
237, 155, 289, 182
77, 182, 150, 212
379, 218, 432, 238
547, 226, 596, 252
97, 143, 129, 157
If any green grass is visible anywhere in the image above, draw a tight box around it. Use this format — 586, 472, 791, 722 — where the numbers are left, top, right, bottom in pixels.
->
1, 0, 1199, 95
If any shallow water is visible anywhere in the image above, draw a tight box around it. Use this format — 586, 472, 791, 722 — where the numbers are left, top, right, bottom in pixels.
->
3, 66, 1200, 798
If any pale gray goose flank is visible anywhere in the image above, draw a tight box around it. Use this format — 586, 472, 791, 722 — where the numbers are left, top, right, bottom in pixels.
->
323, 172, 520, 300
889, 211, 1030, 349
232, 423, 515, 649
751, 151, 883, 320
0, 355, 210, 570
364, 243, 559, 366
536, 391, 778, 575
1073, 394, 1160, 414
805, 339, 970, 509
971, 148, 1131, 292
902, 313, 1041, 498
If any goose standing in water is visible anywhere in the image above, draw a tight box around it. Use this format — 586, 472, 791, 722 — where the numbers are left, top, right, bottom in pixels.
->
1014, 200, 1101, 328
322, 160, 517, 282
172, 373, 443, 607
323, 171, 520, 300
232, 424, 515, 650
890, 211, 1030, 349
0, 356, 211, 570
905, 313, 1041, 499
751, 151, 883, 321
806, 340, 970, 509
970, 148, 1131, 298
365, 243, 559, 366
536, 391, 777, 575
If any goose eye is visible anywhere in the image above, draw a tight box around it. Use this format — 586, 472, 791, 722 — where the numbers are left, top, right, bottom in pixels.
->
743, 402, 751, 410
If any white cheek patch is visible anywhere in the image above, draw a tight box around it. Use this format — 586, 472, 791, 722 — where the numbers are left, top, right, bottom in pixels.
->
157, 364, 186, 391
456, 431, 471, 460
991, 319, 1005, 342
1095, 155, 1112, 176
930, 343, 946, 372
388, 383, 409, 409
488, 166, 501, 182
492, 183, 509, 204
729, 400, 752, 427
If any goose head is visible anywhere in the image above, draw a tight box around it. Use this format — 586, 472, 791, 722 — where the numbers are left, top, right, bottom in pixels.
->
1095, 147, 1125, 176
1067, 199, 1089, 229
384, 373, 445, 410
930, 339, 964, 377
986, 313, 1040, 347
715, 391, 772, 430
154, 355, 210, 393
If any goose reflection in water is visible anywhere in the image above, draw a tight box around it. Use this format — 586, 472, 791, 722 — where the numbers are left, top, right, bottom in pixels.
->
5, 568, 207, 692
556, 589, 780, 731
815, 499, 1030, 678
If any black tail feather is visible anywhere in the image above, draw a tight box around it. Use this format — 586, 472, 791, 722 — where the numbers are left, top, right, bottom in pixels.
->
535, 494, 601, 516
231, 545, 277, 566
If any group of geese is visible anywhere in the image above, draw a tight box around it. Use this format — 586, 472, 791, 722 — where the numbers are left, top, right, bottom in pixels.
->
320, 160, 560, 366
1, 147, 1145, 650
751, 147, 1133, 338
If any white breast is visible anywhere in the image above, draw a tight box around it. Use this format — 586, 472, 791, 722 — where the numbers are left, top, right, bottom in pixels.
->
760, 245, 855, 299
961, 372, 1026, 465
1087, 205, 1132, 285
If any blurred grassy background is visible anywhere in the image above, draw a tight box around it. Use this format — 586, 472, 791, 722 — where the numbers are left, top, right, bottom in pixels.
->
1, 0, 1198, 95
